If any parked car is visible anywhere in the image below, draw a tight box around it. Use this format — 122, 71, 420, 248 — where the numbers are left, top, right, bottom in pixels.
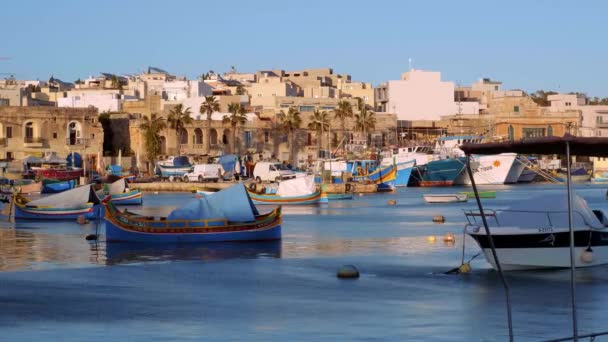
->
253, 162, 296, 183
183, 164, 222, 182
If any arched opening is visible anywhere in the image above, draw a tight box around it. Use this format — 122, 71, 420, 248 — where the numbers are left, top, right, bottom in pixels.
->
178, 127, 188, 145
24, 121, 35, 142
159, 136, 167, 155
210, 129, 218, 145
67, 121, 82, 145
222, 129, 230, 145
194, 128, 203, 145
507, 125, 514, 140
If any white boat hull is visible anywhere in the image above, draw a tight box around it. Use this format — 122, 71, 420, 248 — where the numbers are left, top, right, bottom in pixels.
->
423, 194, 468, 203
478, 246, 608, 270
454, 153, 518, 185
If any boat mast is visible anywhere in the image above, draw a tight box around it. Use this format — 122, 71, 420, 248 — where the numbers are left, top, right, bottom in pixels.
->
465, 154, 514, 342
565, 140, 578, 341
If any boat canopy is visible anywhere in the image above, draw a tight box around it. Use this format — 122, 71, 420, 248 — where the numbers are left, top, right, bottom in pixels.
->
494, 192, 602, 229
26, 185, 101, 207
276, 175, 316, 197
107, 165, 123, 175
108, 178, 128, 195
167, 184, 259, 222
461, 134, 608, 157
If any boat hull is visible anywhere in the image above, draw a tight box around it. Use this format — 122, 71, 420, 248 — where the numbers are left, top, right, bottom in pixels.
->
1, 182, 42, 194
247, 190, 321, 205
468, 229, 608, 270
326, 193, 353, 200
454, 154, 518, 185
393, 160, 415, 187
14, 204, 102, 220
354, 164, 396, 192
423, 194, 467, 203
34, 169, 83, 181
110, 189, 143, 205
517, 169, 537, 183
104, 202, 282, 243
415, 158, 466, 187
155, 164, 192, 177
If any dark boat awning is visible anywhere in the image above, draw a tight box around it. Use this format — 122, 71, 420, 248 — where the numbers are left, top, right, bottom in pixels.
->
460, 134, 608, 157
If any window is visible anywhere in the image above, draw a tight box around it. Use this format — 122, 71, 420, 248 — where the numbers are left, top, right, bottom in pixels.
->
6, 152, 12, 160
514, 106, 519, 113
494, 86, 498, 90
25, 122, 34, 139
53, 132, 57, 139
508, 125, 514, 140
91, 133, 95, 139
299, 105, 315, 112
264, 131, 270, 143
522, 128, 545, 138
5, 126, 12, 138
597, 116, 603, 124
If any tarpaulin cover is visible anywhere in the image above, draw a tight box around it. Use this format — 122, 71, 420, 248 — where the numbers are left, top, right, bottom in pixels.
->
276, 175, 316, 197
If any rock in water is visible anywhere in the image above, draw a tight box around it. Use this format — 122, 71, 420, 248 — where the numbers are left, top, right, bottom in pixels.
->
337, 265, 360, 279
432, 215, 446, 223
387, 199, 397, 206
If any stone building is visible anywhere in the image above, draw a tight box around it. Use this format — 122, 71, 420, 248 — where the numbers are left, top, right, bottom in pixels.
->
0, 106, 103, 161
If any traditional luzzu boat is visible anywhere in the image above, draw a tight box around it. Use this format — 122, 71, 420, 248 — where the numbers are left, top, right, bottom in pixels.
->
104, 178, 143, 205
41, 179, 77, 193
352, 163, 397, 192
380, 156, 415, 187
107, 165, 136, 182
13, 184, 104, 220
247, 175, 323, 205
103, 184, 282, 243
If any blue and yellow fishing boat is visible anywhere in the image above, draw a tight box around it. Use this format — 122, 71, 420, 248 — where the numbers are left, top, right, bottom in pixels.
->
103, 184, 281, 243
13, 184, 104, 220
352, 162, 397, 191
104, 178, 143, 205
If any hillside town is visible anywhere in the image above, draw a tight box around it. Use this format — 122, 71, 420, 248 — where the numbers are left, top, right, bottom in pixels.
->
2, 66, 607, 174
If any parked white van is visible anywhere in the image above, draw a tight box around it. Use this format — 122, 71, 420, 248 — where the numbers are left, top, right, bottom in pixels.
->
253, 162, 296, 183
183, 164, 222, 182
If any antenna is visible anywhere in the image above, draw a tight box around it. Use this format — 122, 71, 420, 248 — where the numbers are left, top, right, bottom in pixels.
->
408, 58, 412, 70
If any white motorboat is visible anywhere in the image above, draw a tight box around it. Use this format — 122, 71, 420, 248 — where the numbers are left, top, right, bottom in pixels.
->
423, 194, 468, 203
464, 192, 608, 270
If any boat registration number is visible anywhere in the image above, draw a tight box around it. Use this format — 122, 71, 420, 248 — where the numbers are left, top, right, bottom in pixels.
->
538, 227, 553, 233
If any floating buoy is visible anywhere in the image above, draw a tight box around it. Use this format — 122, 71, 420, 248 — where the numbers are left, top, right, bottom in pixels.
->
426, 236, 437, 243
85, 234, 98, 241
458, 263, 472, 274
154, 191, 159, 195
358, 193, 364, 197
76, 215, 87, 225
432, 215, 446, 223
443, 232, 455, 243
387, 199, 397, 206
337, 265, 360, 279
581, 247, 594, 263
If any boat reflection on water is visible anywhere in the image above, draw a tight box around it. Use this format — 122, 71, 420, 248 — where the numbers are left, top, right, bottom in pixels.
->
104, 240, 282, 265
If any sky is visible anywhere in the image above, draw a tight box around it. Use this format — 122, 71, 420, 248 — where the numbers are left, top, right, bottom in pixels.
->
3, 0, 608, 96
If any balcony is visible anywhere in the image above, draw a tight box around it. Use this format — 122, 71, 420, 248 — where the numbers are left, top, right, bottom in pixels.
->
24, 137, 45, 148
66, 138, 85, 146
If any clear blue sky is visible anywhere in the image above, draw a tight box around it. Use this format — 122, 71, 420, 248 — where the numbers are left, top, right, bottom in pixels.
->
3, 0, 608, 96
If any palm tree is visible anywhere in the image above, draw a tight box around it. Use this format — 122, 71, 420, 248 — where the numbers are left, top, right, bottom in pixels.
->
277, 106, 302, 165
334, 100, 353, 144
167, 104, 193, 155
199, 95, 220, 152
222, 102, 248, 153
354, 106, 377, 146
140, 113, 167, 167
308, 109, 330, 157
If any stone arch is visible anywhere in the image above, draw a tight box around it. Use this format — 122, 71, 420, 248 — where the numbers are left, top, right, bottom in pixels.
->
159, 136, 167, 155
194, 128, 203, 145
178, 127, 188, 145
222, 129, 230, 145
210, 129, 218, 145
67, 120, 83, 145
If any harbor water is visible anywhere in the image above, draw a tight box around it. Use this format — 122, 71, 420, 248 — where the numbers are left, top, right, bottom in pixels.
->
2, 184, 608, 341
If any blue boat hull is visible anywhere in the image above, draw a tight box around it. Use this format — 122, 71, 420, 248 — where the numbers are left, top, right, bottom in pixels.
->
326, 193, 353, 200
414, 158, 466, 187
42, 180, 76, 194
393, 161, 415, 187
110, 189, 143, 205
14, 204, 103, 220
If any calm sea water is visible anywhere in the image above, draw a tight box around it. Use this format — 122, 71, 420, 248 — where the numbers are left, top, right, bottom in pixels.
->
1, 184, 608, 341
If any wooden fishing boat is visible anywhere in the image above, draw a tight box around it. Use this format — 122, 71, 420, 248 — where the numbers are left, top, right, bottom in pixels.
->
353, 163, 397, 192
423, 194, 468, 203
246, 175, 322, 205
103, 184, 282, 243
458, 191, 496, 199
42, 179, 77, 193
13, 184, 104, 220
104, 179, 143, 205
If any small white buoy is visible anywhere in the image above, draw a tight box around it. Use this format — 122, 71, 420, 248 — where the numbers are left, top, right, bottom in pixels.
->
154, 191, 159, 195
358, 193, 364, 197
337, 265, 360, 279
581, 247, 594, 264
387, 199, 397, 206
443, 232, 455, 243
433, 215, 446, 223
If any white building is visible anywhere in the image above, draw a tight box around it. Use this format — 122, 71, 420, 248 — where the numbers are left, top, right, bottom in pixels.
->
163, 80, 213, 101
548, 93, 607, 137
375, 69, 478, 121
58, 91, 137, 112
